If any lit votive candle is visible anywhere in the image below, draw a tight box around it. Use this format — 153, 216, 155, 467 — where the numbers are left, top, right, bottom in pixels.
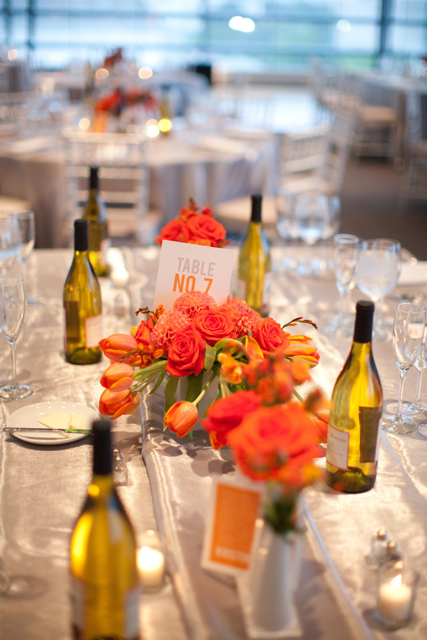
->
111, 266, 130, 288
137, 545, 165, 591
377, 562, 418, 628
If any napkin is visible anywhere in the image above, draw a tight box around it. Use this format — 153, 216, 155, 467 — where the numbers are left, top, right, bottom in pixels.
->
197, 136, 249, 156
6, 136, 56, 154
398, 261, 427, 285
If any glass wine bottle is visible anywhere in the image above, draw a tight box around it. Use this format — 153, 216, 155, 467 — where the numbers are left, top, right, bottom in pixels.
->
70, 419, 139, 640
82, 167, 110, 278
237, 194, 272, 316
326, 300, 383, 493
64, 219, 103, 365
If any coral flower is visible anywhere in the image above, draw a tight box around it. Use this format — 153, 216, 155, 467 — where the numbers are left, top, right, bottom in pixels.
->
100, 362, 134, 392
164, 401, 198, 438
99, 388, 141, 419
99, 334, 140, 365
218, 351, 243, 385
173, 291, 216, 319
149, 310, 191, 353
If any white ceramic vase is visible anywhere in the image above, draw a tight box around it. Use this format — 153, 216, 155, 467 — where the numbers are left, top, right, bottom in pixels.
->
249, 523, 302, 633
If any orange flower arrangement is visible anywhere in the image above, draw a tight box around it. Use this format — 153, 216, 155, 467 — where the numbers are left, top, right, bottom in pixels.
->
155, 199, 229, 248
98, 292, 322, 448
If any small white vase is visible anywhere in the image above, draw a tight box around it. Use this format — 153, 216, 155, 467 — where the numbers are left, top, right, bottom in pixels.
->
249, 523, 302, 633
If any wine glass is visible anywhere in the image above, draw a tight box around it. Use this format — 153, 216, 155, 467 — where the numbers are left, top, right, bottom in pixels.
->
323, 234, 359, 337
0, 277, 33, 399
275, 190, 298, 272
293, 193, 330, 276
0, 214, 21, 276
404, 336, 427, 418
382, 303, 426, 435
356, 239, 401, 341
15, 211, 36, 304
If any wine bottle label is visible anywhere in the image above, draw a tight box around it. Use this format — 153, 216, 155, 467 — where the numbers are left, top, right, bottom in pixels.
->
326, 425, 349, 470
124, 588, 139, 638
359, 406, 382, 463
261, 272, 272, 316
100, 238, 111, 264
70, 575, 85, 632
85, 314, 103, 349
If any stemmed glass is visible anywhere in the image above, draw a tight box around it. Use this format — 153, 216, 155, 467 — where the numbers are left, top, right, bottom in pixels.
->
293, 193, 330, 276
0, 277, 33, 399
382, 303, 426, 435
404, 339, 427, 418
275, 191, 299, 272
15, 211, 36, 304
0, 214, 21, 275
324, 234, 359, 336
356, 239, 401, 341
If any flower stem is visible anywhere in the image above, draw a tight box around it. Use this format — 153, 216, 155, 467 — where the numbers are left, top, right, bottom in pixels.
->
193, 371, 217, 406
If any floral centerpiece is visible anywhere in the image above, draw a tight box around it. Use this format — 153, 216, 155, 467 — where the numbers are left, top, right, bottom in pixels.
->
94, 87, 158, 118
98, 291, 321, 442
155, 199, 229, 248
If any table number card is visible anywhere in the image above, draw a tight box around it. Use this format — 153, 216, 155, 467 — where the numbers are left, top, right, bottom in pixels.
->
153, 240, 238, 311
201, 474, 263, 576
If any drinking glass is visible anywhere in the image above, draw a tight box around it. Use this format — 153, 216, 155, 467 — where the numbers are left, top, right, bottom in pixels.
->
356, 239, 401, 341
15, 211, 36, 304
294, 193, 330, 276
382, 303, 426, 435
275, 191, 298, 272
0, 214, 21, 276
324, 234, 359, 337
0, 277, 33, 399
404, 339, 427, 418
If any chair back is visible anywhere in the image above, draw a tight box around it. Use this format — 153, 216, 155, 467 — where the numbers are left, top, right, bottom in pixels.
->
277, 123, 329, 189
63, 129, 151, 244
317, 111, 356, 194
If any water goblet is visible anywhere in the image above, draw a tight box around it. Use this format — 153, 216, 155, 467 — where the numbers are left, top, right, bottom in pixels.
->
294, 193, 330, 276
382, 303, 426, 435
323, 233, 359, 337
356, 239, 401, 341
15, 211, 36, 304
0, 214, 21, 276
0, 277, 33, 400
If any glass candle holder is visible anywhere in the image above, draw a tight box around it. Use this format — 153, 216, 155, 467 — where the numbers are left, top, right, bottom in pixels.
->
137, 530, 166, 593
376, 561, 419, 629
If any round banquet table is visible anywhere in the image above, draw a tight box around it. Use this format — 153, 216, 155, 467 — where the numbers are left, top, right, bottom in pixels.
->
0, 127, 276, 249
1, 246, 427, 640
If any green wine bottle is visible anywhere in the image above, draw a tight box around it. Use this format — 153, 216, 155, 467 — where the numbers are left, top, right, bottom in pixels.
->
82, 167, 110, 278
70, 419, 139, 640
326, 300, 383, 493
64, 219, 103, 365
237, 194, 271, 316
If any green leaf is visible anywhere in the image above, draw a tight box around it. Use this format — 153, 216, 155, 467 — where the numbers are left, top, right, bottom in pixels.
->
185, 372, 205, 403
164, 375, 179, 414
203, 344, 216, 372
149, 369, 167, 395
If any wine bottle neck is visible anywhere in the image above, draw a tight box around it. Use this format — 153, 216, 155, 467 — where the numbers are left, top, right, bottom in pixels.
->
88, 474, 115, 499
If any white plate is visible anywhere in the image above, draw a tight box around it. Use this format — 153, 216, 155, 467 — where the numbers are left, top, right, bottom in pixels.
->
7, 401, 98, 445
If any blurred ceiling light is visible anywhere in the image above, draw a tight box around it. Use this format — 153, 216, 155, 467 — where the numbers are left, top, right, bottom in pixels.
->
228, 16, 255, 33
139, 66, 153, 80
158, 118, 173, 134
336, 19, 351, 32
95, 68, 109, 80
78, 118, 91, 130
7, 49, 18, 61
146, 119, 160, 138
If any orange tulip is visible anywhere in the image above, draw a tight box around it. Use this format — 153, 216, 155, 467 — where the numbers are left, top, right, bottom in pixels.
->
244, 335, 264, 362
283, 335, 320, 366
99, 333, 140, 365
164, 401, 198, 438
217, 351, 243, 384
99, 388, 141, 419
100, 362, 134, 392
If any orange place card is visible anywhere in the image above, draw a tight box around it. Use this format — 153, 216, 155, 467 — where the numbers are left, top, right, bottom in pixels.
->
153, 240, 237, 311
201, 474, 263, 576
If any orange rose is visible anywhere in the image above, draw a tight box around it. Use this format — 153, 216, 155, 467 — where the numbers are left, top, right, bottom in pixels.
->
193, 308, 237, 346
201, 390, 261, 448
100, 362, 134, 392
99, 388, 141, 419
155, 219, 190, 246
166, 326, 206, 377
99, 334, 140, 365
252, 318, 290, 355
186, 214, 228, 247
228, 403, 320, 484
164, 401, 198, 437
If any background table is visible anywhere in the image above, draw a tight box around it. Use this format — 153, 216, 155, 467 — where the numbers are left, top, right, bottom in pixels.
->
1, 247, 427, 640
